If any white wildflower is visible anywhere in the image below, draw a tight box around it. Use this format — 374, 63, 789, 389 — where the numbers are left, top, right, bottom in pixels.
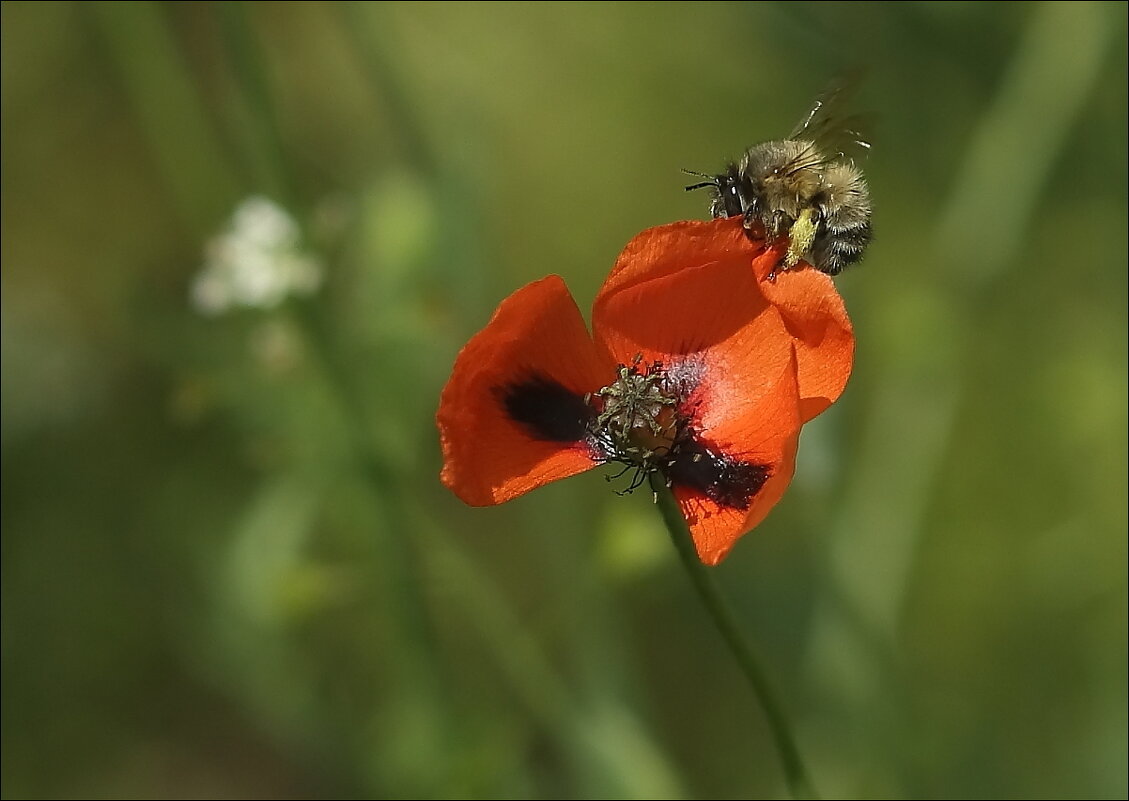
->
191, 196, 323, 315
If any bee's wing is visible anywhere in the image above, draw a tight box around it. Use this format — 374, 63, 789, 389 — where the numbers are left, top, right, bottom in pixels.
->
790, 71, 874, 162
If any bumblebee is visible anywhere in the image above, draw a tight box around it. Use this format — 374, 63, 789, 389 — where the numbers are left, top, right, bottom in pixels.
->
685, 82, 873, 276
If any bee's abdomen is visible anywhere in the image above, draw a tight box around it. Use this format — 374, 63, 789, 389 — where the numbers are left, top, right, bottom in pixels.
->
811, 162, 872, 275
813, 217, 871, 275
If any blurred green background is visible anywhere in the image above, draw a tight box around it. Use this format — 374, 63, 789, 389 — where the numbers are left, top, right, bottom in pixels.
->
3, 2, 1126, 798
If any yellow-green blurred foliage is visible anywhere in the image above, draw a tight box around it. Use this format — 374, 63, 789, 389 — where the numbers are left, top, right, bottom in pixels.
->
3, 2, 1126, 798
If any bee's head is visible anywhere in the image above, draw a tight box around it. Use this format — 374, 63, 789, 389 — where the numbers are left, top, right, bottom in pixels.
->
683, 166, 746, 219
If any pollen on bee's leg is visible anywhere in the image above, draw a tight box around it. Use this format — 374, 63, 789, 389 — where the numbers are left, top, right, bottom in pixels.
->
785, 207, 820, 268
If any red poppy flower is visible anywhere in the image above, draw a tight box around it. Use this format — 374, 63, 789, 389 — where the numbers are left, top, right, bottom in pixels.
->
437, 217, 853, 565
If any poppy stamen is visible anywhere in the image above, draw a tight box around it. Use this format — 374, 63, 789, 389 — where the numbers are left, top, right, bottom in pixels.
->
592, 355, 678, 441
587, 356, 696, 493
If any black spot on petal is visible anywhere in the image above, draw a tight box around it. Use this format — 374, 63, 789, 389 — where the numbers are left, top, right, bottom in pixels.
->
666, 439, 769, 511
497, 374, 593, 443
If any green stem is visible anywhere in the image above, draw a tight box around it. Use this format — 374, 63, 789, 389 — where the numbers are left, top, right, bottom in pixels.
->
650, 476, 819, 800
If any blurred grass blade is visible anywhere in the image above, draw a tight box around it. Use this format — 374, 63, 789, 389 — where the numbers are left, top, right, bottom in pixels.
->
87, 1, 239, 231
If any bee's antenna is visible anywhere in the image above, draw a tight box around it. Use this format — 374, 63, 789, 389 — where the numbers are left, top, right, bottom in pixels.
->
682, 168, 718, 192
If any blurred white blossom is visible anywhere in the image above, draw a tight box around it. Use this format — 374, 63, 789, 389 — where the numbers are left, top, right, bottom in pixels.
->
191, 196, 323, 315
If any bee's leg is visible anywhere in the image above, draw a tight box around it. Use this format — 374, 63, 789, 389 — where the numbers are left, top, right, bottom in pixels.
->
740, 208, 767, 244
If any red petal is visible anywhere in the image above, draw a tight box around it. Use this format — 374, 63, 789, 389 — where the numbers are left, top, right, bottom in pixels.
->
672, 350, 802, 565
592, 220, 805, 564
592, 224, 794, 435
752, 247, 855, 422
598, 218, 765, 302
437, 276, 611, 505
599, 218, 854, 424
